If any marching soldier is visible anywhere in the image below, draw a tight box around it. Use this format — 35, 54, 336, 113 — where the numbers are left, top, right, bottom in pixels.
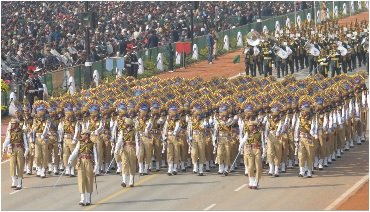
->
112, 99, 128, 174
266, 101, 285, 177
212, 100, 236, 176
329, 43, 342, 77
243, 43, 254, 76
47, 101, 61, 175
187, 100, 207, 176
294, 96, 317, 178
68, 129, 98, 206
317, 48, 330, 77
135, 100, 153, 176
83, 101, 104, 175
115, 118, 138, 187
58, 100, 80, 177
31, 100, 50, 178
262, 40, 273, 77
162, 100, 182, 176
100, 101, 115, 174
239, 114, 263, 189
150, 98, 165, 172
23, 101, 34, 175
179, 101, 191, 172
2, 118, 29, 190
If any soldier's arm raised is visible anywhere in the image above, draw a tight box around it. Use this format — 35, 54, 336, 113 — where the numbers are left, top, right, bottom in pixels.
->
73, 121, 80, 144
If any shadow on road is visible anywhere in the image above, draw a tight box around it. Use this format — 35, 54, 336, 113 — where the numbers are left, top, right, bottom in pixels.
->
98, 197, 188, 205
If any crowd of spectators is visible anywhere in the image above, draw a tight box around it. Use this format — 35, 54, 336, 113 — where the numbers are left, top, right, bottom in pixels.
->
1, 1, 313, 77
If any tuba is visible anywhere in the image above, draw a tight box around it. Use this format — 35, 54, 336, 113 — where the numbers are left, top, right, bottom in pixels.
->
304, 41, 320, 56
337, 42, 348, 56
272, 43, 289, 59
246, 31, 261, 47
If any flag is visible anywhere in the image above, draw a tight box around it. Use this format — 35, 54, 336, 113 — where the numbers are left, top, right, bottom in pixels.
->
233, 55, 240, 64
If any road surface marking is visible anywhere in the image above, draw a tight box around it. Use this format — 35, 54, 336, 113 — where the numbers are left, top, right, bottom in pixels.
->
234, 184, 248, 191
1, 159, 10, 164
9, 190, 21, 195
204, 204, 216, 211
325, 174, 369, 210
84, 174, 158, 211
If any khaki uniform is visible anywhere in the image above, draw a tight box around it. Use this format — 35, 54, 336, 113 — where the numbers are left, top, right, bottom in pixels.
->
136, 117, 154, 174
188, 117, 206, 174
215, 117, 233, 174
3, 126, 28, 189
266, 117, 283, 176
48, 117, 60, 173
32, 117, 49, 176
179, 115, 189, 169
244, 130, 262, 188
60, 119, 78, 169
297, 115, 315, 177
164, 117, 181, 174
87, 118, 103, 173
24, 117, 34, 174
120, 129, 137, 176
151, 115, 163, 171
101, 117, 113, 172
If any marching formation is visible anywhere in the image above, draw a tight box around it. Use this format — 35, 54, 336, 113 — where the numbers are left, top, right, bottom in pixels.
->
2, 70, 368, 205
243, 19, 369, 78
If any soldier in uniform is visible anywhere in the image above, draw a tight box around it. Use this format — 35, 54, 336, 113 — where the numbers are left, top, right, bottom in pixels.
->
262, 41, 273, 77
312, 94, 328, 170
68, 129, 98, 206
150, 98, 165, 172
162, 100, 181, 176
135, 100, 153, 176
131, 47, 139, 78
179, 101, 191, 172
100, 101, 115, 174
47, 101, 62, 175
243, 43, 254, 76
187, 100, 207, 176
23, 101, 34, 175
115, 118, 137, 187
31, 100, 50, 178
329, 43, 342, 77
212, 100, 236, 176
265, 101, 285, 177
83, 101, 104, 175
112, 99, 128, 174
239, 114, 263, 189
58, 100, 80, 177
124, 47, 133, 77
2, 118, 29, 190
294, 96, 316, 178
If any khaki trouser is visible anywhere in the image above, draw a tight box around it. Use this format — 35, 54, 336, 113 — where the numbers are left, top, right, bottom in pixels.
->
167, 135, 180, 163
101, 132, 112, 164
298, 136, 315, 168
191, 134, 206, 164
267, 133, 283, 166
230, 135, 238, 166
362, 109, 368, 135
35, 135, 49, 168
77, 158, 94, 193
91, 134, 103, 168
179, 131, 189, 162
10, 146, 25, 178
48, 133, 60, 167
63, 137, 77, 167
245, 145, 262, 180
345, 121, 353, 143
281, 135, 289, 163
336, 126, 345, 150
216, 136, 231, 166
138, 135, 153, 165
355, 119, 362, 139
332, 128, 338, 151
26, 138, 34, 171
327, 132, 335, 155
152, 132, 162, 163
204, 133, 213, 162
288, 135, 295, 161
121, 145, 137, 175
317, 130, 327, 159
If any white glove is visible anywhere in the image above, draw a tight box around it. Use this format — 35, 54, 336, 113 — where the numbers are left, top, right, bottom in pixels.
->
238, 144, 243, 152
41, 135, 45, 140
161, 143, 166, 154
94, 130, 99, 135
67, 160, 72, 166
320, 62, 324, 65
213, 146, 217, 154
72, 138, 77, 144
58, 143, 62, 149
262, 150, 266, 158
